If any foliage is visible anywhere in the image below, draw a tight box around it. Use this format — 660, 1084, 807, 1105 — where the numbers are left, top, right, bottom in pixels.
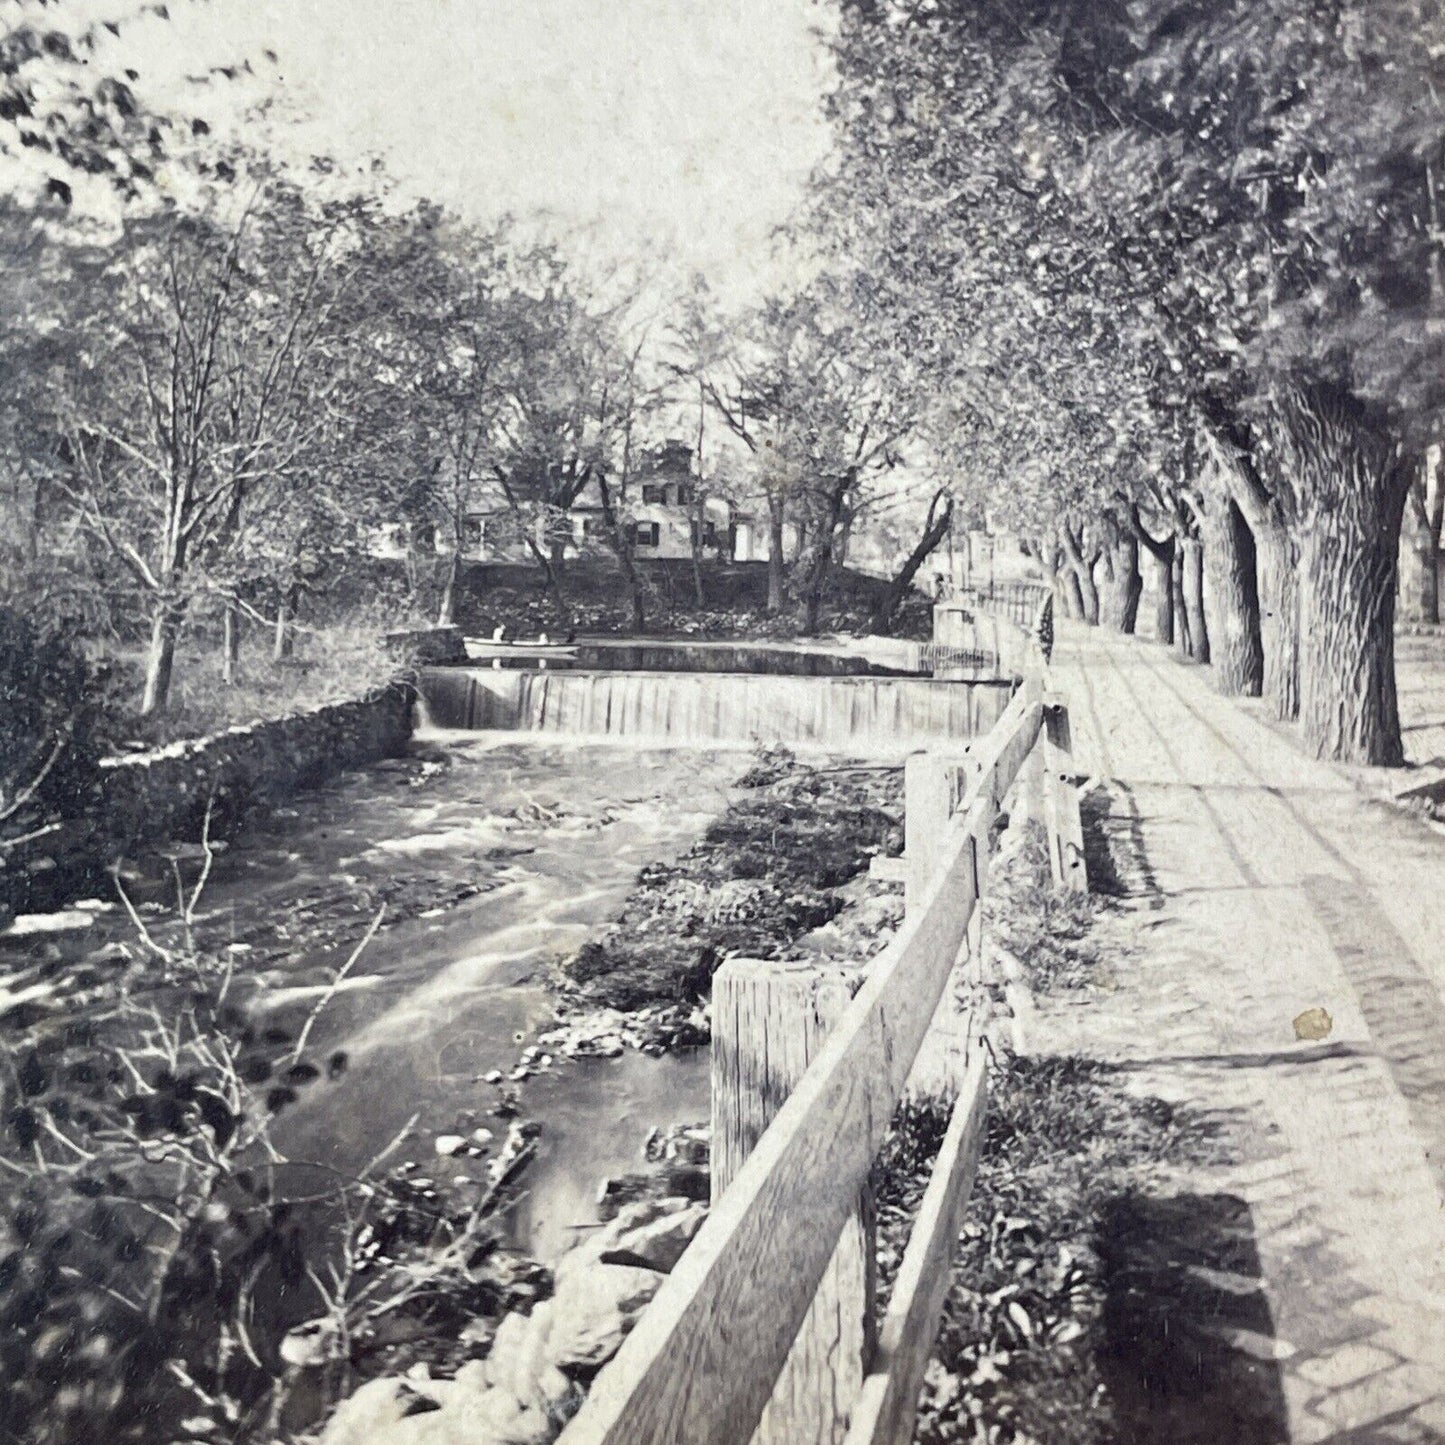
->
679, 273, 926, 626
0, 888, 529, 1444
0, 0, 202, 209
0, 605, 102, 853
984, 823, 1102, 995
875, 1057, 1219, 1445
814, 0, 1445, 760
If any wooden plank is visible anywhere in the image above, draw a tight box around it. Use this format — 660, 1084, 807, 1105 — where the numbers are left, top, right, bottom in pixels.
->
1042, 698, 1087, 894
905, 752, 951, 915
712, 961, 874, 1445
556, 696, 1042, 1445
1052, 776, 1088, 894
843, 1058, 989, 1445
557, 806, 986, 1445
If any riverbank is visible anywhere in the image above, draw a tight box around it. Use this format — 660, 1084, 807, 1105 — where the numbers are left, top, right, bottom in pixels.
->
0, 737, 753, 1445
535, 749, 903, 1056
413, 557, 935, 642
1, 682, 415, 920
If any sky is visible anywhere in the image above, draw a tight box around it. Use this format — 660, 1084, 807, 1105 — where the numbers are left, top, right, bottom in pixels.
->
107, 0, 839, 302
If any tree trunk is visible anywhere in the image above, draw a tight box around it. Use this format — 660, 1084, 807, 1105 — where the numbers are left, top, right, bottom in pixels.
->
1106, 531, 1142, 633
1031, 537, 1065, 612
1211, 441, 1300, 721
1170, 547, 1192, 659
273, 585, 296, 662
1079, 559, 1101, 625
1402, 458, 1442, 625
1059, 565, 1086, 621
595, 473, 647, 634
140, 601, 182, 716
1252, 521, 1301, 722
436, 549, 460, 627
767, 501, 786, 614
1201, 495, 1263, 696
1285, 401, 1411, 765
873, 497, 952, 633
221, 602, 242, 686
1059, 524, 1099, 625
802, 571, 826, 635
1180, 537, 1209, 664
1131, 513, 1176, 647
801, 481, 850, 636
689, 510, 707, 609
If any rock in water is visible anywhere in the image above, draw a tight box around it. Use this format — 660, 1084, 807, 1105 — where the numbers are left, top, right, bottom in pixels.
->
599, 1201, 708, 1273
543, 1263, 665, 1370
317, 1378, 430, 1444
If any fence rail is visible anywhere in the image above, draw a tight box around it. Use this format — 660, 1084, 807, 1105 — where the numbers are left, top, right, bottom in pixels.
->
946, 579, 1051, 632
934, 582, 1055, 673
556, 674, 1081, 1445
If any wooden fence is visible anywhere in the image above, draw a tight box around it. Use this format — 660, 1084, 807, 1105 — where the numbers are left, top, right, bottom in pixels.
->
933, 584, 1054, 677
947, 580, 1052, 634
556, 670, 1085, 1445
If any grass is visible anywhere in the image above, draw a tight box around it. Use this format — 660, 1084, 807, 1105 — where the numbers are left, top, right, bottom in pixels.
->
876, 1061, 1220, 1445
869, 817, 1225, 1445
984, 822, 1105, 994
93, 617, 404, 752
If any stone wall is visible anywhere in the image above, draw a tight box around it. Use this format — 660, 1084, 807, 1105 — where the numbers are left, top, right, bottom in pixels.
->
97, 684, 416, 855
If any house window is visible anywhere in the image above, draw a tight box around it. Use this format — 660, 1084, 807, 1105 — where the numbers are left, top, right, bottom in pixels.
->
634, 521, 661, 548
675, 484, 693, 506
691, 520, 720, 548
641, 483, 667, 505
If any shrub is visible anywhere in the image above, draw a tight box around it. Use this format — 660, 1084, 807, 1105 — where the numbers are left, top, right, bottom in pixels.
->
0, 606, 102, 844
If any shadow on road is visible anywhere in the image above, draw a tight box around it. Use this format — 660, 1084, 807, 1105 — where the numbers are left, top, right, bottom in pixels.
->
1080, 782, 1162, 906
1095, 1191, 1290, 1445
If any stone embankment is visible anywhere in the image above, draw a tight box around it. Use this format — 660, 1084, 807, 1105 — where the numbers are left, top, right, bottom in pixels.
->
99, 685, 415, 850
3, 684, 414, 917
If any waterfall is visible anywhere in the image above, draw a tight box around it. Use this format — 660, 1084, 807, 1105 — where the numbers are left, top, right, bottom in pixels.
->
419, 667, 1013, 751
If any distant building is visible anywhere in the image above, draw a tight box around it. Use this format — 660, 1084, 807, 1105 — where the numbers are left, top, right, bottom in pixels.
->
370, 439, 838, 568
372, 439, 739, 564
728, 510, 803, 565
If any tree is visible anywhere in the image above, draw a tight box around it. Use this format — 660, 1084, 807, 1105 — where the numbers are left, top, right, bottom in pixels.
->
356, 208, 521, 627
52, 184, 371, 713
487, 263, 620, 617
1060, 0, 1443, 759
819, 0, 1445, 764
693, 282, 918, 631
1401, 449, 1443, 626
871, 485, 953, 632
0, 1, 203, 210
810, 0, 1194, 645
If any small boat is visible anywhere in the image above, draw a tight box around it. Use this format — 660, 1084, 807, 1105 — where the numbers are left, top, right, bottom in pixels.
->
462, 637, 581, 662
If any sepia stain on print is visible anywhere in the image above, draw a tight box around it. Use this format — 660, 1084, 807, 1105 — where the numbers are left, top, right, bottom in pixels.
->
1293, 1007, 1334, 1042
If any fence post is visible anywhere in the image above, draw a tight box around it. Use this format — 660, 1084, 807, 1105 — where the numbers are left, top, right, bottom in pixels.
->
712, 959, 876, 1445
1042, 696, 1087, 894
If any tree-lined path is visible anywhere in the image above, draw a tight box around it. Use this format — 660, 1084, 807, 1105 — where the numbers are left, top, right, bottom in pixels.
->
1038, 620, 1445, 1442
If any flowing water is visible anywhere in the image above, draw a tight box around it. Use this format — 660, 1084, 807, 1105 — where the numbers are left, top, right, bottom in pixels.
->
2, 735, 744, 1260
422, 665, 1013, 751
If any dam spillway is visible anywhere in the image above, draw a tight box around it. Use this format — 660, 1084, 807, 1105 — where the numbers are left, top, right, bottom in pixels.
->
419, 665, 1015, 752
